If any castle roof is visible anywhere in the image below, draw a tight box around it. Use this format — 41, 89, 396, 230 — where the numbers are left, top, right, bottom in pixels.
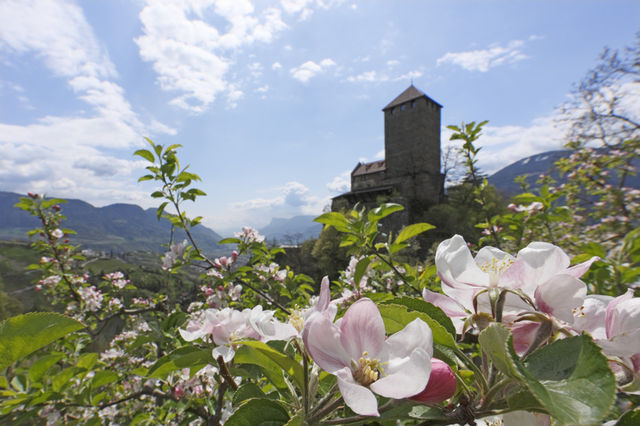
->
382, 84, 442, 111
352, 160, 386, 176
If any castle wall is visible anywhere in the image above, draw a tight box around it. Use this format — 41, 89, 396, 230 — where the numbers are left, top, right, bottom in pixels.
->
352, 171, 385, 191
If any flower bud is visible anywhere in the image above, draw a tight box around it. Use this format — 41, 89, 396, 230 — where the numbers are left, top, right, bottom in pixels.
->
410, 358, 457, 404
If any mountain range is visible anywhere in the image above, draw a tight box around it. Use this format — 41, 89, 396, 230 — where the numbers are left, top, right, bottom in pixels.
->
0, 192, 225, 255
2, 148, 636, 253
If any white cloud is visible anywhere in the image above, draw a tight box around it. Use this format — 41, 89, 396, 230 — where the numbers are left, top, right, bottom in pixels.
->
326, 170, 350, 193
136, 0, 289, 112
272, 61, 283, 70
347, 70, 387, 83
466, 116, 566, 174
281, 0, 346, 20
437, 39, 533, 72
345, 69, 422, 84
290, 58, 336, 83
228, 181, 327, 228
135, 1, 346, 111
0, 0, 173, 206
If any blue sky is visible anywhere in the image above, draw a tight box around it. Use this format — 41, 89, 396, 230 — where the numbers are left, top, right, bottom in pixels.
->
1, 0, 639, 236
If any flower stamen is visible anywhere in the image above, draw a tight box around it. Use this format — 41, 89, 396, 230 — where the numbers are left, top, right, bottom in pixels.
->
351, 351, 384, 386
478, 257, 514, 287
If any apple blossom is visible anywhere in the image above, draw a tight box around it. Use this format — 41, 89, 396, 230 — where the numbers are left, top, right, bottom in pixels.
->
573, 289, 640, 389
180, 305, 297, 362
303, 298, 433, 416
290, 276, 337, 334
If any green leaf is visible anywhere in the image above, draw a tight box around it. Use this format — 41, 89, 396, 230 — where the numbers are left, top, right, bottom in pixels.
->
378, 304, 456, 349
383, 297, 456, 338
616, 409, 640, 426
236, 341, 304, 390
147, 346, 214, 379
90, 371, 118, 389
151, 191, 164, 198
353, 257, 372, 289
478, 324, 523, 380
219, 237, 242, 245
225, 398, 289, 426
479, 324, 616, 425
394, 223, 435, 244
77, 353, 99, 370
134, 149, 155, 163
368, 203, 404, 223
522, 334, 616, 425
233, 383, 266, 407
314, 212, 350, 233
28, 353, 64, 383
156, 201, 168, 220
235, 346, 286, 390
52, 366, 84, 392
0, 313, 85, 369
137, 174, 155, 182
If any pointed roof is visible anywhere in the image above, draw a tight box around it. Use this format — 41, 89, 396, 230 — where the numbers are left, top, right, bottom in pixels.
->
352, 160, 386, 176
382, 85, 442, 111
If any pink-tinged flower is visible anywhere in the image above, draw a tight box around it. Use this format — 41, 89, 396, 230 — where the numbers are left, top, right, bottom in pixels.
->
180, 306, 297, 362
303, 298, 433, 416
410, 358, 456, 404
291, 276, 337, 334
51, 228, 64, 239
574, 290, 640, 372
234, 226, 265, 243
422, 288, 469, 334
162, 240, 188, 270
435, 236, 597, 325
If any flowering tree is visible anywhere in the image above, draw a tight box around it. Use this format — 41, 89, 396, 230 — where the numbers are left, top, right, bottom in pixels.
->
0, 133, 638, 425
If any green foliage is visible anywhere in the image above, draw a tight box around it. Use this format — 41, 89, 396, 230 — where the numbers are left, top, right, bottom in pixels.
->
479, 324, 616, 424
0, 312, 85, 369
225, 398, 290, 426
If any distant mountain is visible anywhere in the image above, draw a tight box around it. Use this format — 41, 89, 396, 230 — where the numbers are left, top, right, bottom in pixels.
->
0, 192, 225, 255
260, 215, 322, 244
487, 149, 640, 196
487, 150, 570, 195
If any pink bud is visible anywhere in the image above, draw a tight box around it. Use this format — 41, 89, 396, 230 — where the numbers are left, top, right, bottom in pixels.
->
173, 385, 185, 400
232, 250, 239, 261
217, 285, 224, 291
410, 359, 457, 404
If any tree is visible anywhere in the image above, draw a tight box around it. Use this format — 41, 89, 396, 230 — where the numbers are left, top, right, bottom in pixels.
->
559, 32, 640, 146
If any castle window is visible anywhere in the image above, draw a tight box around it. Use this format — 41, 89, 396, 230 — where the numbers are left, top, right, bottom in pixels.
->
411, 101, 416, 108
391, 107, 396, 114
401, 104, 406, 111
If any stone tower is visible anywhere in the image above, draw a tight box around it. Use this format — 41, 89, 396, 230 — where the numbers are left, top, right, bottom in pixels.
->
382, 85, 442, 205
332, 85, 443, 222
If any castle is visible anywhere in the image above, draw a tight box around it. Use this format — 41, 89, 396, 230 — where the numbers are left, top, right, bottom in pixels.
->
331, 85, 444, 224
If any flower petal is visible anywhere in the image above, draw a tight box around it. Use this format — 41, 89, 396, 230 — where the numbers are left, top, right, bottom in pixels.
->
370, 347, 431, 399
605, 289, 635, 338
317, 276, 331, 312
335, 367, 379, 416
339, 298, 386, 360
303, 312, 349, 373
212, 345, 235, 363
436, 235, 488, 301
422, 289, 468, 333
385, 318, 433, 360
534, 274, 586, 323
517, 242, 570, 286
